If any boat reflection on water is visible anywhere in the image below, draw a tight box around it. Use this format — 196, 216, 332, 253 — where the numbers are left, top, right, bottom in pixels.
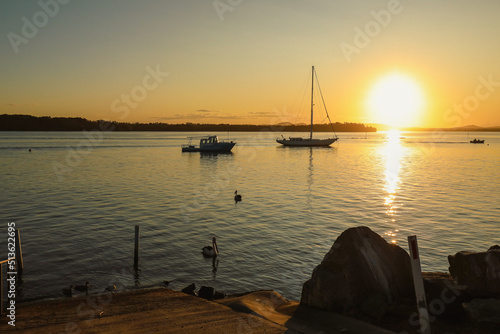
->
199, 151, 233, 157
212, 257, 218, 278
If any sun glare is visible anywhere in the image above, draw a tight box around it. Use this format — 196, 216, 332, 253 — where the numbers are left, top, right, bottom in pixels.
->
367, 73, 424, 128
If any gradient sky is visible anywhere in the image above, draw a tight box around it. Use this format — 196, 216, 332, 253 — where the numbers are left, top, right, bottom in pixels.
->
1, 0, 499, 128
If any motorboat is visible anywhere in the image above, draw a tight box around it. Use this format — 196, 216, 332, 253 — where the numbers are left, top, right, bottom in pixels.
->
470, 139, 485, 144
182, 135, 236, 152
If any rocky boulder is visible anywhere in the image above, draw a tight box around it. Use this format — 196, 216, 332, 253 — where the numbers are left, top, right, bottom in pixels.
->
463, 298, 500, 323
448, 246, 500, 297
198, 286, 215, 300
301, 226, 414, 316
181, 283, 197, 296
422, 272, 469, 319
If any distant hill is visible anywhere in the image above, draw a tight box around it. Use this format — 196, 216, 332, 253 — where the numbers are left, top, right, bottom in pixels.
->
368, 123, 500, 132
448, 125, 500, 132
402, 125, 500, 132
0, 114, 377, 132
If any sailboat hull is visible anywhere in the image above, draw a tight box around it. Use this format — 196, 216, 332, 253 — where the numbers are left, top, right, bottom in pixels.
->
276, 137, 338, 147
276, 66, 338, 148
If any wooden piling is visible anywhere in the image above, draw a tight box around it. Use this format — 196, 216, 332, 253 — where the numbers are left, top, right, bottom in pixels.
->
15, 229, 23, 275
134, 225, 139, 269
0, 262, 3, 315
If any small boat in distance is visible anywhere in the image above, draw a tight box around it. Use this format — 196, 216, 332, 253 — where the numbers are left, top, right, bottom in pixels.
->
182, 135, 236, 153
276, 66, 338, 147
470, 139, 485, 144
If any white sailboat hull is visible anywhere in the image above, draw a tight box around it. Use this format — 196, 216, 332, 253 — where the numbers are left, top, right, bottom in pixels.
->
276, 66, 338, 148
276, 137, 338, 147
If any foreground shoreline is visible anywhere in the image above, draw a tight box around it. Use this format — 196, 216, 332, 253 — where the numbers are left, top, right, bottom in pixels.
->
2, 278, 498, 333
1, 287, 394, 334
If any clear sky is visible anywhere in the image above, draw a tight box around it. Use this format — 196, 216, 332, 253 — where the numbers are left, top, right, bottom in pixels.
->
1, 0, 499, 128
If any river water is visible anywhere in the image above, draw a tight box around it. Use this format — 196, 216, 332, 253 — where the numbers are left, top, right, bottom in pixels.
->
0, 130, 498, 301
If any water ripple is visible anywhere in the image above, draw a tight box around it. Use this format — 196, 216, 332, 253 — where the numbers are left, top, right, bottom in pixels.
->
0, 131, 499, 301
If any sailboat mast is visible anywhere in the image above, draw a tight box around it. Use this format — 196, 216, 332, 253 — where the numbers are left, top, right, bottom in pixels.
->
310, 66, 314, 140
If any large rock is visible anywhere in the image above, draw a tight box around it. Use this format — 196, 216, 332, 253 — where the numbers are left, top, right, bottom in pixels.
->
463, 298, 500, 323
301, 226, 413, 315
181, 283, 197, 296
448, 246, 500, 297
422, 272, 469, 319
198, 286, 215, 300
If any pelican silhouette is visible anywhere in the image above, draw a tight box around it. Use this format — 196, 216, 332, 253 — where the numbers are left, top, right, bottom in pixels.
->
202, 236, 219, 258
234, 190, 242, 201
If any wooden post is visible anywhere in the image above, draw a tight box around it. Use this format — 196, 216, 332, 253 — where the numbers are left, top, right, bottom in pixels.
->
408, 235, 431, 334
15, 229, 23, 275
134, 225, 139, 270
1, 262, 3, 315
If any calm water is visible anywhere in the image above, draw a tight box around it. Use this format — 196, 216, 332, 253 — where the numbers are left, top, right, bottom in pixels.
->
0, 131, 499, 302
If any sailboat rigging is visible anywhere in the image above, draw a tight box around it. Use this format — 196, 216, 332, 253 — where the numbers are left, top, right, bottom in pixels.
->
276, 66, 338, 147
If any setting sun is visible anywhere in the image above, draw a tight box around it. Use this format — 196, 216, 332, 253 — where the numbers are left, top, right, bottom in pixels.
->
367, 73, 425, 128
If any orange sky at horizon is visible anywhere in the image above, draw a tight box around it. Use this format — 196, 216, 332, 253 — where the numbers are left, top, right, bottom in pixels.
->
1, 1, 499, 129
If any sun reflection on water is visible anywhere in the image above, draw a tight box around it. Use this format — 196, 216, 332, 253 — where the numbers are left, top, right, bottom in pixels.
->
382, 130, 403, 244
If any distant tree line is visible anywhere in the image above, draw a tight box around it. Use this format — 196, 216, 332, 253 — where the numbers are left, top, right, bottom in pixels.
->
0, 114, 377, 132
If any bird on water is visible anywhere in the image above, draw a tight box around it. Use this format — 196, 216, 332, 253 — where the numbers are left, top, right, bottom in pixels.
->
234, 190, 242, 201
104, 285, 116, 293
202, 236, 219, 258
74, 281, 90, 292
62, 285, 74, 297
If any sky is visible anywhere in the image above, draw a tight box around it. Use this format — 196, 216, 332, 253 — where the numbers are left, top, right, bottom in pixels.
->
1, 0, 500, 128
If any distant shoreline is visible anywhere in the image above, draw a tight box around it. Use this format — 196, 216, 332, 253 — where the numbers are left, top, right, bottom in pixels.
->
401, 127, 500, 132
1, 114, 499, 132
0, 114, 375, 132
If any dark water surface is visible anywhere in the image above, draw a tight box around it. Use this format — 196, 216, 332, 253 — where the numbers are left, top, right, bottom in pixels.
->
1, 131, 499, 301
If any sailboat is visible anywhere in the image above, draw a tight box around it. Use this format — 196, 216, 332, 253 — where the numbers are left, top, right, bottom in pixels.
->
276, 66, 338, 147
